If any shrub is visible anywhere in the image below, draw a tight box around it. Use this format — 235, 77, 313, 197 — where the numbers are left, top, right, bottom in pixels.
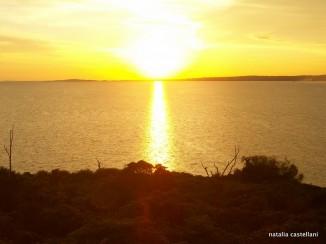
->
234, 156, 303, 182
123, 161, 169, 175
123, 160, 154, 175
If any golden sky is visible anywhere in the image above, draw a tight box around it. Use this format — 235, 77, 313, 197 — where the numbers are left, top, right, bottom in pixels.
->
1, 0, 326, 80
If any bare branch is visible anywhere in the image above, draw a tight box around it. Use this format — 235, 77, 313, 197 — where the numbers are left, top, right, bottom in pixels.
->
221, 158, 234, 176
213, 162, 218, 170
3, 126, 14, 175
201, 162, 210, 177
222, 145, 240, 176
96, 158, 102, 169
213, 162, 220, 176
228, 146, 240, 175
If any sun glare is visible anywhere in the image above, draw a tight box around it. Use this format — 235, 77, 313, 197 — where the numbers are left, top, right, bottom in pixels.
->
114, 0, 202, 79
121, 25, 200, 79
127, 31, 188, 78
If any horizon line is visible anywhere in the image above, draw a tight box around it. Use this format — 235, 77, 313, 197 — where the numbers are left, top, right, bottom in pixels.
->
1, 74, 326, 82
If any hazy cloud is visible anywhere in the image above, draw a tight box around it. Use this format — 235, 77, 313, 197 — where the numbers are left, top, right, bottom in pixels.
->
0, 35, 51, 53
0, 0, 325, 79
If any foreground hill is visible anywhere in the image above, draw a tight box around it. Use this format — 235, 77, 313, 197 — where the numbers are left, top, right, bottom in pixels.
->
0, 156, 325, 243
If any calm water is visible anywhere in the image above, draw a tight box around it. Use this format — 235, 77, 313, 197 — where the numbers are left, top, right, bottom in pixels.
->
0, 81, 325, 186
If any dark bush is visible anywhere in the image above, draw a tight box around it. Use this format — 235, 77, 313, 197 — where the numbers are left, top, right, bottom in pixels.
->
234, 155, 304, 182
123, 160, 154, 174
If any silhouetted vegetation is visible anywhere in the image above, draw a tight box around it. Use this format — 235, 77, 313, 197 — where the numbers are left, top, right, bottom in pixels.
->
234, 156, 304, 182
3, 126, 14, 176
0, 157, 325, 243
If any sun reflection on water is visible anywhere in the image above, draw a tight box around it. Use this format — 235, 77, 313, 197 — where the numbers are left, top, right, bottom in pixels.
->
148, 81, 170, 166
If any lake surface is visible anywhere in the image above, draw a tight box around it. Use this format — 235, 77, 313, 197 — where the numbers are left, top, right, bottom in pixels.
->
0, 81, 325, 186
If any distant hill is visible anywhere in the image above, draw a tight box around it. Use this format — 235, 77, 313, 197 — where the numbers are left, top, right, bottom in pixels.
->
180, 75, 326, 81
1, 75, 326, 82
57, 75, 326, 82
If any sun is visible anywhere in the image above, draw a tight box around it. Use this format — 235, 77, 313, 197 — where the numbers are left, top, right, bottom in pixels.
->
120, 23, 201, 79
126, 30, 190, 78
111, 0, 202, 79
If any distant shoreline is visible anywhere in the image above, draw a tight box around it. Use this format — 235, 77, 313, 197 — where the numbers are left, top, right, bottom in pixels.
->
178, 75, 326, 82
1, 74, 326, 83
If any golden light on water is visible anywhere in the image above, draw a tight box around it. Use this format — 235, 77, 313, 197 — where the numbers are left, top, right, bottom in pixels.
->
148, 81, 171, 165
